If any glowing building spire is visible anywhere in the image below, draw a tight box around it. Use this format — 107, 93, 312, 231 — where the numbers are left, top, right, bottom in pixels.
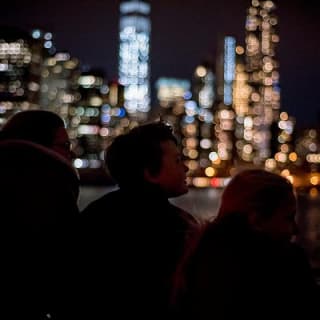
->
119, 0, 151, 114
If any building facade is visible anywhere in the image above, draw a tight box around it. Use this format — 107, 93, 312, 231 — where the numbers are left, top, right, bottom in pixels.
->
244, 0, 280, 164
119, 0, 151, 115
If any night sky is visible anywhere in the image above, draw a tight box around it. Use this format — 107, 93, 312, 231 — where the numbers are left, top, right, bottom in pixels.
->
3, 0, 320, 128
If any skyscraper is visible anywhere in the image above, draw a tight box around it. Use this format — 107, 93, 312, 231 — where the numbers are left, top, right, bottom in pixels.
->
0, 27, 50, 126
73, 69, 108, 169
119, 0, 151, 115
245, 0, 280, 164
39, 51, 80, 133
213, 36, 236, 176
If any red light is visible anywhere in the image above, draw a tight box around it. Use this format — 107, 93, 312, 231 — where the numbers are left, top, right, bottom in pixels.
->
210, 178, 220, 188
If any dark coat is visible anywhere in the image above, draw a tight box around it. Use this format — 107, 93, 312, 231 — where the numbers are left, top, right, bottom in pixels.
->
176, 213, 320, 320
79, 185, 200, 319
0, 139, 80, 319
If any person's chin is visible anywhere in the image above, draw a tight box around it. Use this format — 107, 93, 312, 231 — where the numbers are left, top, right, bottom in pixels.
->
179, 184, 189, 195
168, 186, 188, 198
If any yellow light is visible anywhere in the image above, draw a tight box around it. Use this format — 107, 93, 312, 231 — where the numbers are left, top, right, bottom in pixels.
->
308, 129, 317, 139
188, 149, 198, 159
286, 175, 294, 184
289, 152, 297, 162
265, 1, 274, 9
309, 188, 319, 198
280, 112, 288, 121
252, 0, 260, 7
193, 177, 210, 188
195, 66, 207, 78
243, 144, 253, 154
281, 169, 290, 177
185, 124, 197, 135
280, 144, 289, 153
275, 152, 287, 163
236, 46, 245, 55
306, 154, 320, 163
251, 92, 260, 102
205, 167, 216, 177
265, 158, 277, 170
186, 138, 198, 148
310, 175, 319, 186
188, 160, 198, 170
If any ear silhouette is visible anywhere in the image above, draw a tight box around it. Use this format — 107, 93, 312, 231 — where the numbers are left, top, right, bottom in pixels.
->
248, 210, 269, 232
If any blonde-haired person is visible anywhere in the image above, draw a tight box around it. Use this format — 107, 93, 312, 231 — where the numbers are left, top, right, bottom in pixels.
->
173, 169, 319, 320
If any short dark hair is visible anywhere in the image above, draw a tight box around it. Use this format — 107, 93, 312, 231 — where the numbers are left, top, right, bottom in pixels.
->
1, 110, 65, 147
106, 121, 177, 187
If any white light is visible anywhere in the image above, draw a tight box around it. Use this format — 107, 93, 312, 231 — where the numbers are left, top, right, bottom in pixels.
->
44, 32, 52, 40
200, 139, 212, 149
32, 30, 41, 39
78, 76, 96, 87
55, 52, 70, 61
44, 41, 52, 49
209, 152, 219, 161
120, 1, 150, 15
73, 158, 89, 169
119, 9, 151, 113
0, 64, 8, 71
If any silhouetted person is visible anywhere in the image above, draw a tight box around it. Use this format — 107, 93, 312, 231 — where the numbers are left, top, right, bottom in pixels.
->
0, 109, 75, 162
173, 169, 319, 320
81, 121, 200, 319
0, 110, 80, 319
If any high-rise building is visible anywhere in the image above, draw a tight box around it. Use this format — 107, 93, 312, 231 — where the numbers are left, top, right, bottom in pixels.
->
213, 36, 236, 176
119, 0, 151, 115
193, 63, 215, 109
156, 77, 190, 108
72, 71, 128, 170
270, 111, 295, 173
244, 0, 280, 165
39, 51, 80, 138
295, 128, 320, 174
100, 80, 129, 142
0, 27, 50, 126
233, 45, 253, 163
155, 77, 191, 161
191, 62, 216, 180
156, 77, 191, 133
73, 69, 109, 169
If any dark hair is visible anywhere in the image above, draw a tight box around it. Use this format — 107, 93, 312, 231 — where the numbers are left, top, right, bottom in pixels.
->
0, 110, 65, 147
105, 121, 177, 187
218, 169, 295, 220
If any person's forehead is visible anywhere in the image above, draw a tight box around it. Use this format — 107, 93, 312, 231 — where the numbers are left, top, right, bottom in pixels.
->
160, 140, 179, 154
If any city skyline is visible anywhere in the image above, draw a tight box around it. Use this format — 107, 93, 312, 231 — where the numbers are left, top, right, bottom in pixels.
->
2, 0, 320, 128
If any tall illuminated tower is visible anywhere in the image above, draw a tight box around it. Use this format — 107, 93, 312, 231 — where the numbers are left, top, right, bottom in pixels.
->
213, 36, 236, 176
245, 0, 280, 164
119, 0, 151, 114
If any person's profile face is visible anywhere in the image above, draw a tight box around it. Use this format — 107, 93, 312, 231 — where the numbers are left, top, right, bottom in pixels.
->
147, 140, 188, 197
52, 127, 73, 162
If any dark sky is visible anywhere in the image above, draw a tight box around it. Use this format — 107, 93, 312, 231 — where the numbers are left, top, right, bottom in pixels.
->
3, 0, 320, 128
